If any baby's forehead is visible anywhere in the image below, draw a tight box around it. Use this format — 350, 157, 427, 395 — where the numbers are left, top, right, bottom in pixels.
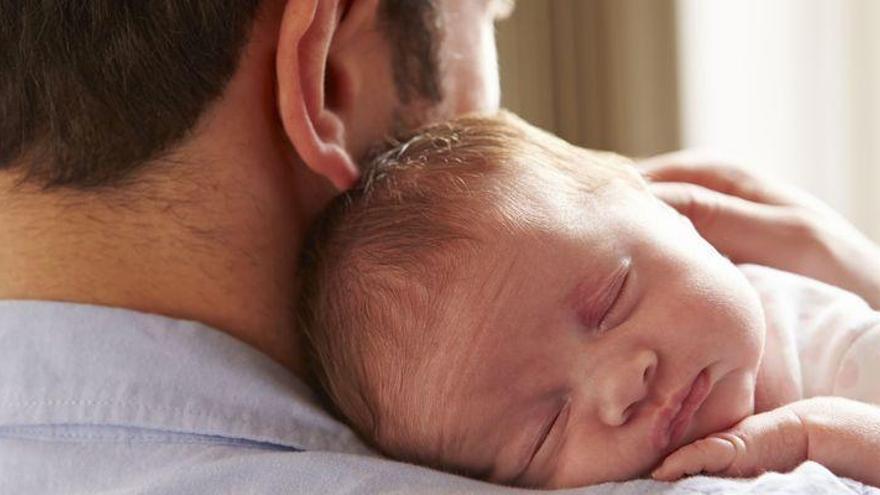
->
459, 152, 647, 243
422, 161, 652, 387
495, 143, 643, 196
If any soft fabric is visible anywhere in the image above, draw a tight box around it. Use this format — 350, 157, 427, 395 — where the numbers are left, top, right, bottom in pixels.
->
741, 263, 880, 404
0, 298, 876, 494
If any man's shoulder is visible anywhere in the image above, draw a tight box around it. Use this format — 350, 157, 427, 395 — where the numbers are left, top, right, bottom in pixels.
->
4, 438, 870, 495
0, 430, 499, 494
0, 300, 373, 490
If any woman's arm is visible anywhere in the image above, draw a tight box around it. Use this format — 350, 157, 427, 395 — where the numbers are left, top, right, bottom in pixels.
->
639, 151, 880, 308
652, 397, 880, 487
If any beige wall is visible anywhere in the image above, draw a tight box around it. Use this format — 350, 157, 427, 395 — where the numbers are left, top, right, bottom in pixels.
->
495, 0, 681, 157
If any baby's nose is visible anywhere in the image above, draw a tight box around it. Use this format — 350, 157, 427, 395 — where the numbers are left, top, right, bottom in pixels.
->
598, 349, 657, 426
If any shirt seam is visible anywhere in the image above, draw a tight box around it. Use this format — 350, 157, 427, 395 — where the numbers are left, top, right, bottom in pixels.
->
0, 399, 358, 451
0, 431, 289, 448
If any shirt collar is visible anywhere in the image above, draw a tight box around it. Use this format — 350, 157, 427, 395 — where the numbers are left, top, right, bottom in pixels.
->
0, 300, 372, 454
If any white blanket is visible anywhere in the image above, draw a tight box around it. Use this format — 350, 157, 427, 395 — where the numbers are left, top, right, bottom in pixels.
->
577, 462, 875, 495
279, 453, 878, 494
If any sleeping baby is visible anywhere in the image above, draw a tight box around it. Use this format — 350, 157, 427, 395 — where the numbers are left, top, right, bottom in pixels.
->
297, 111, 880, 489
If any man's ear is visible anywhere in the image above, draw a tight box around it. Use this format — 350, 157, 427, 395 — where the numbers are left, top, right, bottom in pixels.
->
277, 0, 361, 190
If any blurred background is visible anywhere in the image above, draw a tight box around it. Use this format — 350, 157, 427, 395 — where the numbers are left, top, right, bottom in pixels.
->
496, 0, 880, 242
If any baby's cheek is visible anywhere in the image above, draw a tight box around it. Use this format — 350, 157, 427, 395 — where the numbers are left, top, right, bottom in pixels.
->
730, 298, 766, 374
549, 430, 661, 488
699, 269, 765, 368
697, 369, 756, 439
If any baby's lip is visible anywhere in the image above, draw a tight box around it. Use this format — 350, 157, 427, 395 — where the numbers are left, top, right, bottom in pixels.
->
650, 368, 712, 452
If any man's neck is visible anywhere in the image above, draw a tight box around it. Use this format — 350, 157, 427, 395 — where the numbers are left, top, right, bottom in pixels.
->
0, 159, 328, 377
0, 16, 341, 378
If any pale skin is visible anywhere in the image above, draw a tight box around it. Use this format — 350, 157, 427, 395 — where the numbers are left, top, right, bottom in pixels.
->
640, 151, 880, 309
641, 152, 880, 486
652, 397, 880, 487
422, 170, 767, 488
408, 150, 880, 488
1, 0, 879, 487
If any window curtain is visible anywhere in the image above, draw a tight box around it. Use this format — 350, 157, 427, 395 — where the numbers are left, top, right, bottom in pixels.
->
497, 0, 880, 241
495, 0, 680, 158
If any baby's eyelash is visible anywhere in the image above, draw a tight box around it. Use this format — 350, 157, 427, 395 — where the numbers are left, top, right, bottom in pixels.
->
573, 259, 631, 331
527, 398, 571, 472
525, 409, 559, 471
598, 265, 631, 332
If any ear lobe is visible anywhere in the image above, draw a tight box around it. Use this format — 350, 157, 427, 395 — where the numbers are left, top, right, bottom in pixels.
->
277, 0, 359, 190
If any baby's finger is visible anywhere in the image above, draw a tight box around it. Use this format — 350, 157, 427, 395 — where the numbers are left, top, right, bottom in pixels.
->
651, 437, 736, 481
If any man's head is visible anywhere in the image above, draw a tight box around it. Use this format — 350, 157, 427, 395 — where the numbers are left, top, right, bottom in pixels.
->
1, 0, 508, 191
0, 0, 512, 375
299, 111, 766, 488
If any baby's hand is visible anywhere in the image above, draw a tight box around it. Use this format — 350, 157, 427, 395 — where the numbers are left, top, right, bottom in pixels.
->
652, 397, 880, 486
651, 404, 808, 481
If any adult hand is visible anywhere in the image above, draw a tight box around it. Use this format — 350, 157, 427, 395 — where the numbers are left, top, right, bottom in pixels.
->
640, 151, 880, 308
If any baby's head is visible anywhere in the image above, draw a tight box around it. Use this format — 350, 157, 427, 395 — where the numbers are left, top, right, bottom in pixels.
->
298, 112, 766, 488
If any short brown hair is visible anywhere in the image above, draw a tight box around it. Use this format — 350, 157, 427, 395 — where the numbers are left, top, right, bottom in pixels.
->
0, 1, 442, 190
297, 111, 636, 472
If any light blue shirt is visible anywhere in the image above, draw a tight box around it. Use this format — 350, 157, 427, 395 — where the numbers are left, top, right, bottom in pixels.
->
0, 301, 872, 494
